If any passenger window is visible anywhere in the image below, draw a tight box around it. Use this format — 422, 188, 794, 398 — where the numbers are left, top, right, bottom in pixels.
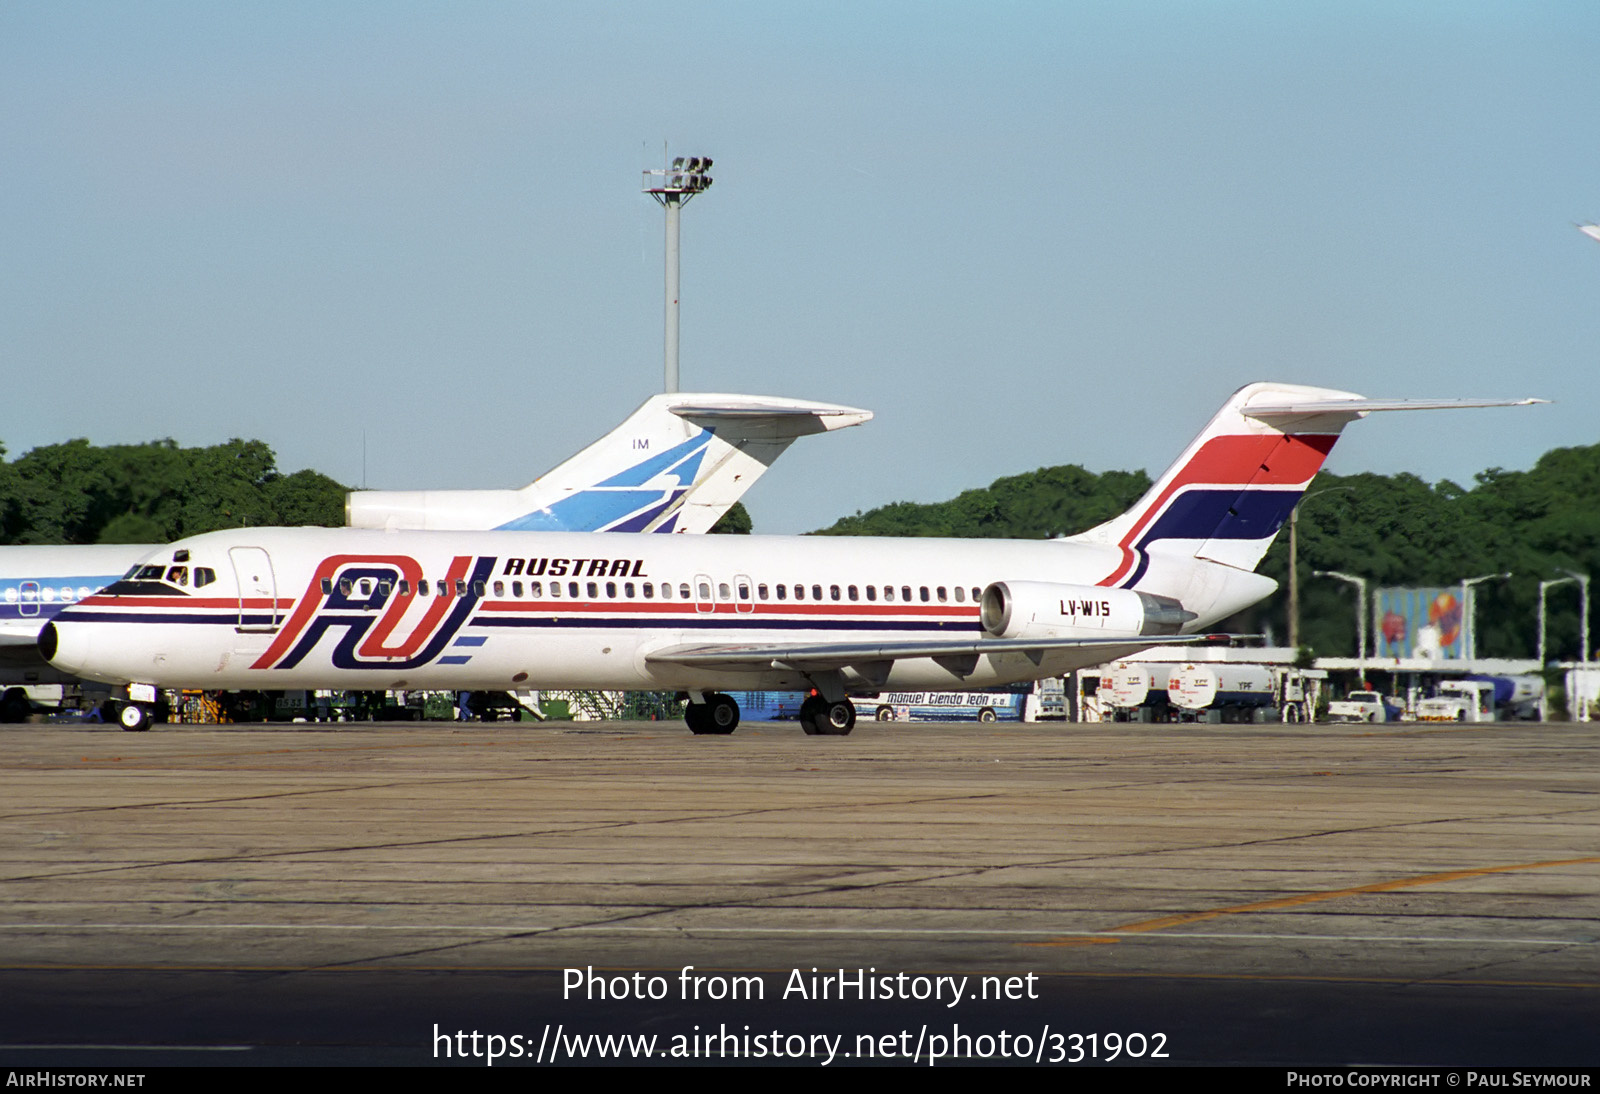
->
417, 579, 430, 597
776, 584, 787, 600
847, 585, 858, 601
920, 587, 930, 602
530, 581, 542, 597
973, 586, 981, 601
902, 586, 912, 602
321, 578, 334, 595
456, 580, 469, 597
624, 582, 635, 598
884, 585, 895, 602
339, 579, 353, 596
813, 585, 823, 601
699, 582, 711, 600
738, 583, 750, 601
588, 582, 600, 598
512, 581, 523, 597
794, 585, 804, 601
605, 581, 616, 598
549, 582, 561, 598
569, 582, 580, 598
937, 586, 947, 602
718, 582, 730, 600
644, 583, 654, 599
493, 580, 505, 597
472, 580, 485, 597
866, 586, 876, 601
757, 584, 768, 600
437, 580, 450, 597
378, 580, 393, 597
954, 587, 965, 603
679, 583, 691, 599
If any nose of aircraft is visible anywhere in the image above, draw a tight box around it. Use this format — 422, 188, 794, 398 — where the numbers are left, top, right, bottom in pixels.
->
38, 619, 91, 677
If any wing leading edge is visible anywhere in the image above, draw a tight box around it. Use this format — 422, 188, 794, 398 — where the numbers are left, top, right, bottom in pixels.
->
646, 632, 1234, 673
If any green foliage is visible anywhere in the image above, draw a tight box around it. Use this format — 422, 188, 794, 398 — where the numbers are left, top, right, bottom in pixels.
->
812, 464, 1152, 539
0, 437, 347, 546
813, 443, 1600, 663
1229, 443, 1600, 661
709, 501, 752, 535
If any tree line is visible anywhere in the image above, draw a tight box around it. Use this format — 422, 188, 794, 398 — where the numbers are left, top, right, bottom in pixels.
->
812, 446, 1600, 663
0, 438, 346, 545
2, 435, 1593, 661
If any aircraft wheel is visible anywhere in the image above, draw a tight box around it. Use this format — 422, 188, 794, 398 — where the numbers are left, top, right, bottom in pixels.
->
875, 706, 894, 722
813, 700, 855, 736
684, 703, 709, 734
1, 687, 29, 723
798, 695, 825, 735
118, 702, 152, 733
705, 693, 739, 734
978, 707, 997, 723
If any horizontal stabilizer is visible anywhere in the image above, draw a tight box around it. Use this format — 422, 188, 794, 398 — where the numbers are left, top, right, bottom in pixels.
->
668, 396, 872, 434
1245, 396, 1547, 422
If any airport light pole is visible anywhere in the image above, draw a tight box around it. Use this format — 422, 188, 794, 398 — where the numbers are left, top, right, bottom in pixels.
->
1287, 486, 1354, 649
1538, 576, 1575, 670
1315, 570, 1369, 683
642, 153, 714, 394
1564, 569, 1591, 723
1459, 572, 1511, 662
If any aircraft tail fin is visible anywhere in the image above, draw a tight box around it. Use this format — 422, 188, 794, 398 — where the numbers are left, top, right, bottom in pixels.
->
346, 393, 872, 533
1070, 382, 1544, 587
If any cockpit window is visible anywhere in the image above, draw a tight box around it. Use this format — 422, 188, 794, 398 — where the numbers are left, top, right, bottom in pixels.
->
166, 566, 188, 586
194, 567, 216, 589
135, 565, 164, 581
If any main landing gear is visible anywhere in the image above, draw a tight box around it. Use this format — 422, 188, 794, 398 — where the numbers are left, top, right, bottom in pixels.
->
799, 694, 855, 736
679, 692, 858, 736
683, 693, 740, 735
106, 700, 153, 732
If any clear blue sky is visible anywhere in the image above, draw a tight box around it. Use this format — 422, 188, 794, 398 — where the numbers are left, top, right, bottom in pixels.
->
2, 2, 1594, 533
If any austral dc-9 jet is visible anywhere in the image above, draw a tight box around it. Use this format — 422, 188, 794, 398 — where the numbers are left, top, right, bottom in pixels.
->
43, 383, 1539, 734
0, 392, 869, 716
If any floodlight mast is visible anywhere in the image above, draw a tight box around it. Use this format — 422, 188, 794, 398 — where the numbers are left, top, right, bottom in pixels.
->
642, 153, 714, 393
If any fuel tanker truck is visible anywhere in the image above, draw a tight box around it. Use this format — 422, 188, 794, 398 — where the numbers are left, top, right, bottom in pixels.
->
1167, 663, 1290, 723
1100, 662, 1174, 722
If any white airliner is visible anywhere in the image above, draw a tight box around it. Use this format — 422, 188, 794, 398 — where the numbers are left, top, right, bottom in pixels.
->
42, 382, 1540, 735
0, 393, 870, 717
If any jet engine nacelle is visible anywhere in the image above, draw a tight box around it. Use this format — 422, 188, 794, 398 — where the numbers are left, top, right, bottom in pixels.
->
979, 581, 1194, 640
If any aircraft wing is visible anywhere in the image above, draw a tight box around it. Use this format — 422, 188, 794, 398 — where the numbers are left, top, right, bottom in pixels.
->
646, 632, 1232, 672
0, 622, 43, 648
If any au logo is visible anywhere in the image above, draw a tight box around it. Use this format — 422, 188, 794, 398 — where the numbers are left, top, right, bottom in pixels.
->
252, 554, 498, 670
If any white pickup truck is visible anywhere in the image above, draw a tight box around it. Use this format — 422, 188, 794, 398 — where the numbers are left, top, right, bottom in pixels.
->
1325, 690, 1401, 723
